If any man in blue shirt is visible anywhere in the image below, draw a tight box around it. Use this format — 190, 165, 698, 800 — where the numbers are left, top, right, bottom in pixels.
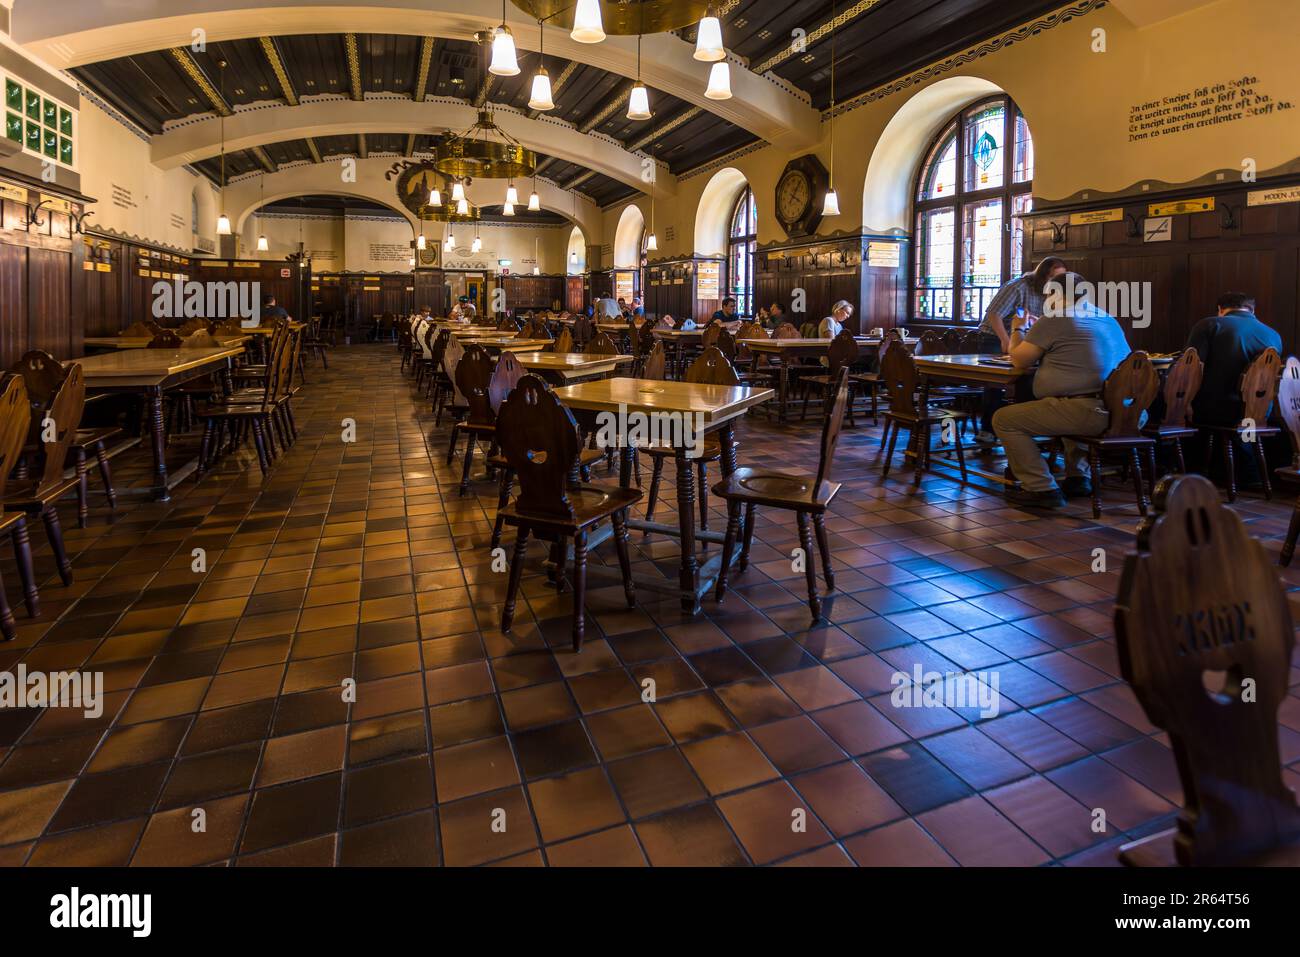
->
1188, 293, 1283, 426
1187, 292, 1284, 488
975, 257, 1067, 449
711, 297, 738, 325
992, 273, 1132, 509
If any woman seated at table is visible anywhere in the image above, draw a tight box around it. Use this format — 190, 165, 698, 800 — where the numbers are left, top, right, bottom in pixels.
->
818, 301, 854, 338
991, 273, 1131, 509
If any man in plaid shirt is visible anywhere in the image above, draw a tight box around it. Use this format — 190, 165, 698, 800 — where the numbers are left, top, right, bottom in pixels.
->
974, 257, 1067, 448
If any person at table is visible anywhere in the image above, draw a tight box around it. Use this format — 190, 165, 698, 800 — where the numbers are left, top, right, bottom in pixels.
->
711, 298, 738, 325
818, 301, 854, 338
1187, 292, 1284, 487
991, 272, 1132, 509
262, 294, 290, 323
631, 297, 646, 318
765, 303, 786, 330
975, 256, 1069, 450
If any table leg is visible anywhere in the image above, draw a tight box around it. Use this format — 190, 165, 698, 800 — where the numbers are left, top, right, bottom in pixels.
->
778, 364, 790, 423
147, 387, 170, 502
675, 447, 700, 614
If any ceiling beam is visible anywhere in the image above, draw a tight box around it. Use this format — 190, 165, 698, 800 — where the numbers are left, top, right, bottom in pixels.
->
305, 137, 322, 164
579, 84, 633, 134
252, 145, 277, 173
404, 133, 416, 157
750, 0, 887, 76
344, 33, 363, 101
167, 48, 232, 116
413, 36, 435, 102
357, 132, 367, 159
627, 105, 701, 153
258, 36, 298, 106
14, 1, 821, 148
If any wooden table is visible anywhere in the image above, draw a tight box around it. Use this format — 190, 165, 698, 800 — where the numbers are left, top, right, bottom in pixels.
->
84, 335, 250, 351
506, 352, 634, 385
746, 337, 918, 422
553, 378, 774, 613
71, 345, 245, 501
457, 337, 552, 353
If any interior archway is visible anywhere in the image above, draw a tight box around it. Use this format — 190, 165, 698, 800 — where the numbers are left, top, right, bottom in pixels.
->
861, 76, 1005, 235
694, 167, 750, 258
613, 205, 646, 270
567, 226, 587, 275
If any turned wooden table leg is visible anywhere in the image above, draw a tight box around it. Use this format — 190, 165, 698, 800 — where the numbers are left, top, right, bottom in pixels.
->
675, 447, 700, 614
147, 387, 170, 501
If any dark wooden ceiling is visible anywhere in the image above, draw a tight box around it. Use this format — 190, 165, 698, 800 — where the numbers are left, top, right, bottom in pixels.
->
72, 2, 1070, 207
258, 193, 567, 225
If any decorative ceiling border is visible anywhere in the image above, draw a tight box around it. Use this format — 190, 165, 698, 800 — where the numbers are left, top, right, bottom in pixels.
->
826, 0, 1109, 120
75, 83, 151, 143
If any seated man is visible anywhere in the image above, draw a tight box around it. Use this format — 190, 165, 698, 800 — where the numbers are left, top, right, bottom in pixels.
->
992, 273, 1132, 509
1188, 292, 1283, 488
711, 297, 738, 325
262, 295, 290, 323
1189, 292, 1283, 425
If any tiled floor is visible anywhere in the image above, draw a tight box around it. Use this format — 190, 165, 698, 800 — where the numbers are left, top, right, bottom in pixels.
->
1, 344, 1298, 867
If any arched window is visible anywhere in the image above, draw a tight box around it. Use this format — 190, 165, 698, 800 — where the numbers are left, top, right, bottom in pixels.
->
728, 187, 757, 318
911, 96, 1034, 323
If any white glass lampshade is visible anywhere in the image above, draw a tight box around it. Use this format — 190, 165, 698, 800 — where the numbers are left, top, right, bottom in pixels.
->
503, 203, 515, 216
489, 26, 520, 76
256, 234, 269, 252
416, 234, 427, 250
216, 213, 231, 235
451, 181, 466, 203
528, 69, 555, 111
533, 266, 540, 275
456, 198, 469, 216
647, 232, 658, 251
570, 250, 578, 263
528, 191, 541, 212
446, 234, 455, 251
822, 188, 841, 217
472, 236, 483, 253
705, 62, 732, 100
429, 187, 442, 207
694, 16, 725, 62
409, 257, 416, 267
571, 0, 606, 43
627, 84, 651, 120
505, 184, 519, 206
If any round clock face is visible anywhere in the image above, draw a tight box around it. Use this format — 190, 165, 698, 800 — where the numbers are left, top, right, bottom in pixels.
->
777, 169, 811, 224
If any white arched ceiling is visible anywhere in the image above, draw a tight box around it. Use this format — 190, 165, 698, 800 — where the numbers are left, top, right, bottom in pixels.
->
224, 158, 602, 240
694, 167, 749, 258
861, 76, 1004, 235
567, 227, 586, 275
613, 204, 645, 269
13, 0, 820, 148
152, 100, 677, 197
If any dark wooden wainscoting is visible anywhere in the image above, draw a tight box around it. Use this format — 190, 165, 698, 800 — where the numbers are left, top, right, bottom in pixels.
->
756, 233, 906, 333
644, 257, 723, 323
498, 274, 565, 313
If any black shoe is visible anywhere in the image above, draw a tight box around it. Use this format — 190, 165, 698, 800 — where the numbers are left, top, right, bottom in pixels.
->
1061, 476, 1093, 499
1004, 486, 1066, 509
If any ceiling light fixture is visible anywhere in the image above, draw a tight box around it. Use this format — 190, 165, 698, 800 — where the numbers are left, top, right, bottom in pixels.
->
528, 18, 556, 111
628, 26, 651, 121
503, 203, 515, 216
506, 183, 519, 206
822, 0, 840, 217
694, 8, 725, 61
489, 0, 521, 76
216, 59, 231, 235
705, 61, 731, 100
429, 185, 443, 207
255, 172, 268, 251
570, 0, 606, 43
452, 181, 466, 203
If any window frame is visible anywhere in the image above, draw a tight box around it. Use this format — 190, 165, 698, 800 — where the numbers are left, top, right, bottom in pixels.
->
727, 186, 757, 319
910, 95, 1033, 324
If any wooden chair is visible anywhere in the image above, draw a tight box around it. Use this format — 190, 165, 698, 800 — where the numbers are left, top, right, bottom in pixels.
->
196, 326, 293, 476
554, 328, 575, 354
879, 342, 969, 485
448, 344, 497, 496
11, 351, 120, 529
1066, 351, 1161, 519
119, 320, 155, 338
714, 368, 851, 622
2, 363, 83, 591
1142, 347, 1203, 474
147, 330, 183, 349
1115, 473, 1300, 866
940, 329, 963, 353
0, 374, 39, 638
851, 328, 904, 427
573, 316, 596, 347
800, 329, 860, 424
641, 341, 667, 382
641, 347, 739, 538
1274, 358, 1300, 566
496, 375, 641, 651
958, 331, 984, 354
585, 332, 620, 357
1199, 347, 1282, 502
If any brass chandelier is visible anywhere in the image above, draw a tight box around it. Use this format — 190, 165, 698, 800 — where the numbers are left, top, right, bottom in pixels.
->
434, 109, 536, 182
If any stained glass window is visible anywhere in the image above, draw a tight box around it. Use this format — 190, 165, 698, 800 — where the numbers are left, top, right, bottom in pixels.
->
728, 187, 757, 318
0, 71, 75, 167
911, 96, 1033, 323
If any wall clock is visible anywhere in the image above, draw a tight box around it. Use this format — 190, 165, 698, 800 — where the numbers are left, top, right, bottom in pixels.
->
775, 155, 831, 239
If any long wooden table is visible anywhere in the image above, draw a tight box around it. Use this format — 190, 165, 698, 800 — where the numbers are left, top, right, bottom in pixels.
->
71, 345, 246, 501
746, 337, 919, 422
84, 334, 250, 351
553, 378, 774, 613
457, 336, 552, 353
506, 352, 634, 385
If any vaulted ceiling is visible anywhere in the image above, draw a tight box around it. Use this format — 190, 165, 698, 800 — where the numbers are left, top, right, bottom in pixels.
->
66, 0, 1067, 208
